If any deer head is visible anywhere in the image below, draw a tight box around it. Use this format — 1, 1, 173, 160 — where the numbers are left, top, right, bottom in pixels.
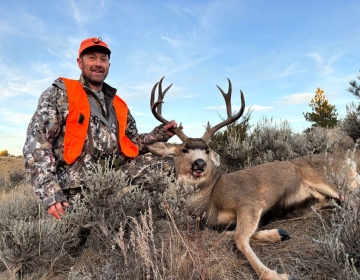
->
147, 76, 245, 184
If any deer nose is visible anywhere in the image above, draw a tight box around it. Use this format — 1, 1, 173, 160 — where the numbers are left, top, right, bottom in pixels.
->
192, 159, 207, 170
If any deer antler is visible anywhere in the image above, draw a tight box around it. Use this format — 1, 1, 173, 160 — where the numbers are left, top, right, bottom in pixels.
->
150, 76, 188, 142
202, 78, 245, 142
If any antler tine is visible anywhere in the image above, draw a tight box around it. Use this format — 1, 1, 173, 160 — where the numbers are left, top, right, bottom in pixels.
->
150, 81, 159, 108
156, 76, 172, 115
216, 78, 233, 118
202, 79, 246, 143
150, 76, 188, 142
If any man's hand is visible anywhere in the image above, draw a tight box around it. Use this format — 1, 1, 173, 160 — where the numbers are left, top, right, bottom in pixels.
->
163, 120, 183, 136
47, 201, 70, 220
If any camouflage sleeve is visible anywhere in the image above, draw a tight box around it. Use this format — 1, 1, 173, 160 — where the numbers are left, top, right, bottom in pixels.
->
23, 83, 68, 209
125, 110, 172, 154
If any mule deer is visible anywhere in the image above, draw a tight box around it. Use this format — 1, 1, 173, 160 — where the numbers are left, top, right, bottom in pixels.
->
147, 77, 360, 280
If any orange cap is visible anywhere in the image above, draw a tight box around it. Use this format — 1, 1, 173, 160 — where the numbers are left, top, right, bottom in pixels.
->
78, 37, 111, 57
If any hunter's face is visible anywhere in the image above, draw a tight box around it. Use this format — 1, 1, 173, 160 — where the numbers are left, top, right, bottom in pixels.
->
77, 51, 110, 90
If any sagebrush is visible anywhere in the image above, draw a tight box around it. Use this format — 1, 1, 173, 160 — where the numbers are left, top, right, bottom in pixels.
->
0, 121, 359, 279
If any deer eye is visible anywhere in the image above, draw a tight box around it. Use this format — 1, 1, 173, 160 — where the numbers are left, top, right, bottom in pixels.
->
182, 148, 188, 153
206, 149, 210, 154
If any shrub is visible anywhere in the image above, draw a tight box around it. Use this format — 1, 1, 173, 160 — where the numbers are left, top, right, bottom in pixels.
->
216, 117, 314, 172
0, 170, 26, 192
0, 184, 80, 279
214, 117, 356, 173
340, 102, 360, 142
0, 150, 9, 157
9, 170, 26, 186
305, 126, 355, 154
208, 108, 253, 151
314, 151, 360, 278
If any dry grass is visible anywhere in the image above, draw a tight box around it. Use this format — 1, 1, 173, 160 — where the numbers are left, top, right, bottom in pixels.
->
0, 156, 25, 178
0, 179, 358, 279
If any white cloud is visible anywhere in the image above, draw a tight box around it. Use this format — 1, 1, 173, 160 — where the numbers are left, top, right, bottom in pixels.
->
68, 0, 107, 25
206, 104, 271, 113
130, 110, 150, 117
0, 22, 21, 35
165, 5, 197, 18
250, 105, 274, 111
69, 0, 88, 25
277, 92, 313, 105
166, 1, 234, 29
20, 12, 45, 34
0, 108, 32, 126
306, 52, 338, 75
206, 105, 227, 111
0, 60, 58, 102
161, 35, 179, 47
279, 62, 298, 77
0, 10, 45, 36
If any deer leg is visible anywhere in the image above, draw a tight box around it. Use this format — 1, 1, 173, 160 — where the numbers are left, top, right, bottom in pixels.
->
224, 228, 290, 242
234, 209, 292, 280
350, 172, 360, 189
342, 159, 360, 212
251, 228, 290, 242
305, 180, 340, 200
346, 158, 360, 189
222, 228, 290, 243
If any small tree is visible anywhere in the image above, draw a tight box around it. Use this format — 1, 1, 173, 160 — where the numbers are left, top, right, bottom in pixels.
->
347, 70, 360, 98
303, 87, 339, 128
0, 150, 9, 157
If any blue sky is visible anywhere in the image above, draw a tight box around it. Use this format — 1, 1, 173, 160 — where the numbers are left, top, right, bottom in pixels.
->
1, 0, 360, 155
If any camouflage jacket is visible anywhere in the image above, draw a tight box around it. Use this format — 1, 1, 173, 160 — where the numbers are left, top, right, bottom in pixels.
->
23, 75, 171, 209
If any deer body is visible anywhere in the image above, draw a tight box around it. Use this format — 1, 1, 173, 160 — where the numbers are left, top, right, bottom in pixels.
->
190, 153, 351, 227
148, 77, 360, 280
188, 160, 305, 226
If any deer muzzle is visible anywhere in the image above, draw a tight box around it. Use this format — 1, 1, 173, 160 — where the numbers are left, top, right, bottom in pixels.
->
191, 159, 207, 177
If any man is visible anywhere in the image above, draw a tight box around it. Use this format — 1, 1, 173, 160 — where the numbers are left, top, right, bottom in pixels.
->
23, 37, 178, 219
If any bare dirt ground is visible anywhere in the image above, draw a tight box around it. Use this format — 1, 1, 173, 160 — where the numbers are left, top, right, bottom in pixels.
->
0, 156, 25, 178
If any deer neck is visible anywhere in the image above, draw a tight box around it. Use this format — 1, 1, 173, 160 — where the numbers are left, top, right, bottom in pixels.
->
187, 168, 220, 199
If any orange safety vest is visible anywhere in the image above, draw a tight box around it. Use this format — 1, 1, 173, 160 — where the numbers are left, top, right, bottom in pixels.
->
60, 78, 139, 164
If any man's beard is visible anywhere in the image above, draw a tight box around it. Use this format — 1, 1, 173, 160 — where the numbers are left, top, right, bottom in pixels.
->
83, 74, 104, 87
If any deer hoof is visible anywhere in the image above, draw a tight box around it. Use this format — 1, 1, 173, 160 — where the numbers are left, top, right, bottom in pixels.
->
275, 270, 296, 280
278, 228, 290, 241
261, 269, 292, 280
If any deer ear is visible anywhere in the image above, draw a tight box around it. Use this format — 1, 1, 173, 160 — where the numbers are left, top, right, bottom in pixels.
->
209, 150, 221, 166
146, 142, 177, 157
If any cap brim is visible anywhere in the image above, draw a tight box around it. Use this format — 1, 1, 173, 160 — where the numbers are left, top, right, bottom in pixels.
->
80, 45, 111, 57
